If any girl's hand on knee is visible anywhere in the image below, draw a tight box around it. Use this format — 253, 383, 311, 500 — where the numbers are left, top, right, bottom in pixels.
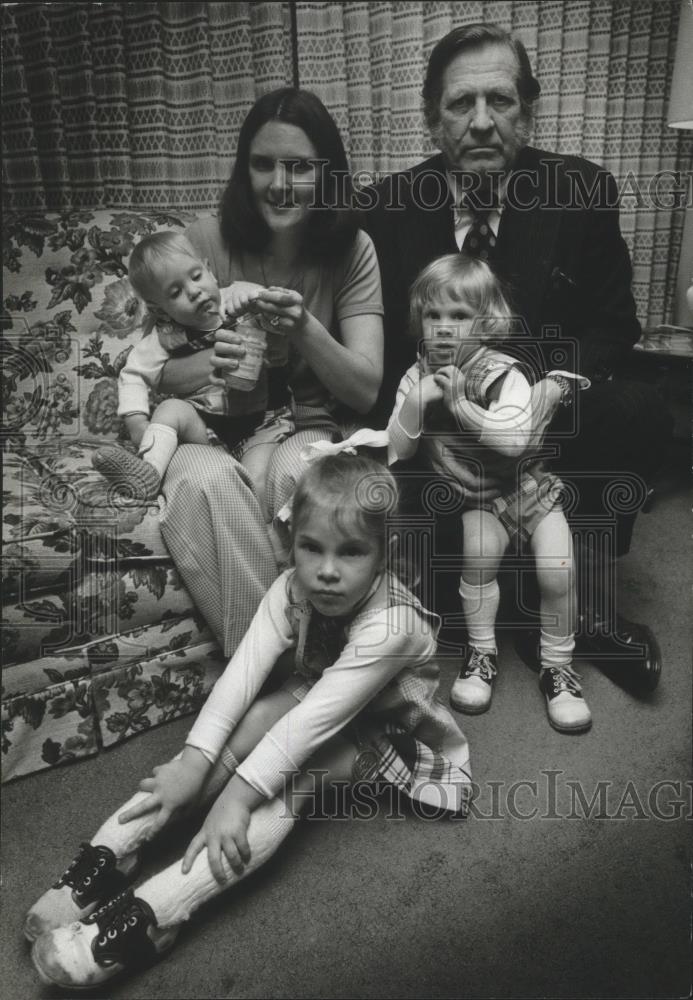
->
182, 798, 251, 883
117, 750, 209, 834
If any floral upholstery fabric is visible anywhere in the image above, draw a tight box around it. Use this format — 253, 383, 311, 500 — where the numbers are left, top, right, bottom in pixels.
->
2, 209, 228, 782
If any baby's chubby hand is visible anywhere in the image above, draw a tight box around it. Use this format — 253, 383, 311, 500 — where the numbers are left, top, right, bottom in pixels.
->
433, 364, 466, 409
417, 372, 445, 407
220, 281, 265, 319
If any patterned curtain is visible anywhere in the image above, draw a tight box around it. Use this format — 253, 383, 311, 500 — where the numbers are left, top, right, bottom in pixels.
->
294, 0, 693, 328
1, 1, 293, 211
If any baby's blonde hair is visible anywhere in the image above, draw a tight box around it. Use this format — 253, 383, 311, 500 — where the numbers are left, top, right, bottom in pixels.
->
128, 231, 205, 301
408, 253, 513, 344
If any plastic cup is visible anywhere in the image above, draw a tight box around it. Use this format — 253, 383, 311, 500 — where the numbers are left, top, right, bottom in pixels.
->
223, 316, 267, 391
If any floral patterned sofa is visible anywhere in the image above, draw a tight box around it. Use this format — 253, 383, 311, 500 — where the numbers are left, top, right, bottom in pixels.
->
2, 210, 229, 783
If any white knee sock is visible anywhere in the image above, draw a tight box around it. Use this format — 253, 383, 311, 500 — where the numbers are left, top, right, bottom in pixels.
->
137, 796, 295, 928
138, 423, 179, 479
90, 790, 162, 859
459, 577, 499, 654
91, 751, 186, 858
540, 631, 575, 672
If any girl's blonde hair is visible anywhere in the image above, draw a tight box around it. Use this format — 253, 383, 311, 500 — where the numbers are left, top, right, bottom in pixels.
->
408, 253, 514, 344
290, 453, 399, 561
128, 231, 205, 301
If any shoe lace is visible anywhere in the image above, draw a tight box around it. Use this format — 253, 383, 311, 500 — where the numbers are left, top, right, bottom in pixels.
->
545, 663, 583, 696
464, 649, 497, 682
82, 889, 160, 971
54, 842, 109, 891
85, 889, 146, 949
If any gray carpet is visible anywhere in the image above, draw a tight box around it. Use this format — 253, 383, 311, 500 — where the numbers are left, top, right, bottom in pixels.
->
2, 469, 690, 1000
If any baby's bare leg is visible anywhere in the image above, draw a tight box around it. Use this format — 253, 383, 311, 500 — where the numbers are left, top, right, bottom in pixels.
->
93, 400, 209, 500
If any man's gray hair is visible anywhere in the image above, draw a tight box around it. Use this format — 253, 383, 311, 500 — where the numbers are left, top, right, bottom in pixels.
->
422, 22, 541, 129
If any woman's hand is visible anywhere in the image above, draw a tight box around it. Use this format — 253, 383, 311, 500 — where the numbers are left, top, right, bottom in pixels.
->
221, 281, 265, 320
209, 328, 247, 386
117, 748, 210, 839
252, 287, 307, 337
182, 777, 257, 882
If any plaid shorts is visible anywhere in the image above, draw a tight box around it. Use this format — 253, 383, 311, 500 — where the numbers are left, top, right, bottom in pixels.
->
483, 467, 563, 544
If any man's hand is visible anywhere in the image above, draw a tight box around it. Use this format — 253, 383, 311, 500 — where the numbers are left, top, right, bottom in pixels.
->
182, 775, 259, 882
117, 748, 210, 839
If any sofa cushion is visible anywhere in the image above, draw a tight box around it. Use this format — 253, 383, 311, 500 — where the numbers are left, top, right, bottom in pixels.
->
2, 209, 234, 783
2, 612, 226, 782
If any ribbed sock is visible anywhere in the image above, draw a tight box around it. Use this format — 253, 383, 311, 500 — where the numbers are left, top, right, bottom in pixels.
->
90, 790, 161, 859
138, 422, 179, 480
90, 752, 186, 858
539, 630, 575, 672
459, 577, 499, 654
137, 796, 295, 927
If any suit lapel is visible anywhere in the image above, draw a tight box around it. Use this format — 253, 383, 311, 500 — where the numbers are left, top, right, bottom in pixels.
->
400, 155, 458, 271
496, 147, 563, 335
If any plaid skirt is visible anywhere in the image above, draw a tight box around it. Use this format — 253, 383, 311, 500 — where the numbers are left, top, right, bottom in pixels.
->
281, 663, 472, 817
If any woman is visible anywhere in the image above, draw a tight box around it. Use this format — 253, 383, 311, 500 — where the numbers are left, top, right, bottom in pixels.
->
157, 88, 384, 657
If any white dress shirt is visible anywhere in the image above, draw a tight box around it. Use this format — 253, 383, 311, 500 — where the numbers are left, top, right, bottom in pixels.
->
447, 171, 506, 250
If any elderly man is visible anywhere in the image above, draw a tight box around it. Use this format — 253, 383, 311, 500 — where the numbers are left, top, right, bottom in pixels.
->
362, 22, 670, 690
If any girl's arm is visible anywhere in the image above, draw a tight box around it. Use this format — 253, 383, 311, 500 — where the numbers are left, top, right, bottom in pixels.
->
236, 606, 435, 799
439, 364, 534, 458
387, 367, 443, 464
185, 573, 295, 763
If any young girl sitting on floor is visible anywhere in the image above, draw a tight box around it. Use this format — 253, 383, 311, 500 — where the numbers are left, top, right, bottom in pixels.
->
25, 451, 471, 990
92, 231, 292, 512
387, 253, 591, 733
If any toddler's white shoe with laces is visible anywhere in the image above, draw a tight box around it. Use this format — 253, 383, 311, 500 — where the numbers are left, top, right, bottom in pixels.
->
450, 647, 497, 714
539, 663, 592, 732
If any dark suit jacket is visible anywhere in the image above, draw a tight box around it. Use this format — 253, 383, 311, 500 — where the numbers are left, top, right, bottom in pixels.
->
360, 147, 641, 425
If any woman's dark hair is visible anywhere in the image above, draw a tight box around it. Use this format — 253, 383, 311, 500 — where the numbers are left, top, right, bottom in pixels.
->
423, 23, 541, 129
220, 87, 357, 259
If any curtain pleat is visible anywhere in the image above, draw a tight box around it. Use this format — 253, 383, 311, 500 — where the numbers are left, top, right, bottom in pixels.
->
3, 0, 691, 326
293, 0, 692, 327
1, 1, 292, 212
